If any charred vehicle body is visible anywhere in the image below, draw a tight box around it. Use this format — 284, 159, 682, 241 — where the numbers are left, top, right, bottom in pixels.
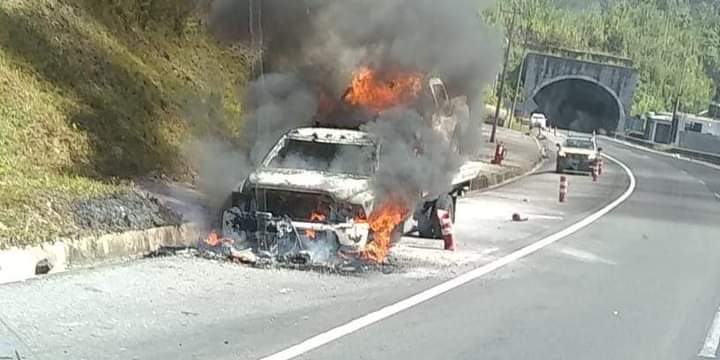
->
222, 77, 482, 264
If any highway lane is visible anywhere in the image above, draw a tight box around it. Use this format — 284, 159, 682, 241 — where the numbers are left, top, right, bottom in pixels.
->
266, 140, 720, 360
0, 143, 631, 360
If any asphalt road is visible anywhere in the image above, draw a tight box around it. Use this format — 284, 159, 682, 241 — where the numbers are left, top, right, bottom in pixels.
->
3, 138, 708, 360
281, 140, 720, 360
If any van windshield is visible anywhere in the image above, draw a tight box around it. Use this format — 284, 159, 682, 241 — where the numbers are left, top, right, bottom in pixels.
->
564, 138, 594, 149
268, 139, 377, 176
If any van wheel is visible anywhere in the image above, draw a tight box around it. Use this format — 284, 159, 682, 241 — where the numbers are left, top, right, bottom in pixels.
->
418, 195, 454, 239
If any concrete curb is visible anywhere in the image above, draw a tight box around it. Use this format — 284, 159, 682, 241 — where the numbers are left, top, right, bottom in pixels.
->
0, 223, 203, 284
468, 133, 546, 195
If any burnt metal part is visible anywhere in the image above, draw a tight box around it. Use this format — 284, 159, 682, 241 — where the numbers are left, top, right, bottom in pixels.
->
251, 189, 337, 222
223, 209, 342, 266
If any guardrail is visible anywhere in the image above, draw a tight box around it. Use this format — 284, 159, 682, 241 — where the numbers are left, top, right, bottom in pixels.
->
613, 134, 720, 165
667, 147, 720, 166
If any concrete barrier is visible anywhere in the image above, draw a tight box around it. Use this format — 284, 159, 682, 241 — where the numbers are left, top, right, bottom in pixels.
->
613, 134, 720, 166
0, 223, 203, 284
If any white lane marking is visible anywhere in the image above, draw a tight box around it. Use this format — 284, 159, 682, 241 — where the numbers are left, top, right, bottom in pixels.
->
715, 193, 720, 200
700, 179, 707, 186
259, 153, 636, 360
557, 247, 617, 266
524, 214, 564, 221
699, 307, 720, 358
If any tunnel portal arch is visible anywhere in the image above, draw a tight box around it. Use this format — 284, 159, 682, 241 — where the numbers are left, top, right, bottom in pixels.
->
530, 75, 625, 133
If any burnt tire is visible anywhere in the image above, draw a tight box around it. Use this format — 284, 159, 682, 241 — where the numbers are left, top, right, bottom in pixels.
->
417, 211, 435, 239
218, 194, 233, 228
418, 195, 454, 239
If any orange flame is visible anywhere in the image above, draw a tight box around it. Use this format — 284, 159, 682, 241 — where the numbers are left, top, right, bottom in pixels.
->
360, 199, 409, 263
343, 67, 423, 113
204, 231, 234, 247
206, 231, 221, 247
305, 210, 327, 240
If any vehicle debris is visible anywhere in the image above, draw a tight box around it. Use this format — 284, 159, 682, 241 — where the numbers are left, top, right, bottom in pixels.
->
511, 213, 528, 222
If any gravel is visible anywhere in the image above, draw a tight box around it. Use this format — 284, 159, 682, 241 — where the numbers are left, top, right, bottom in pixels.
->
71, 191, 183, 234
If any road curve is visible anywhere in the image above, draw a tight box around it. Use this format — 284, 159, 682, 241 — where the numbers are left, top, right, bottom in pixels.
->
0, 139, 704, 360
267, 140, 720, 360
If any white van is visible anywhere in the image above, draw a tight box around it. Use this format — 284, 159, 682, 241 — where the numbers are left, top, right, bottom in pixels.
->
530, 113, 548, 129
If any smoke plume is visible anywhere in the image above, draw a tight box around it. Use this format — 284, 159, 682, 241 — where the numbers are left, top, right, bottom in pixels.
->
362, 108, 463, 205
209, 0, 502, 101
198, 0, 502, 212
242, 73, 320, 164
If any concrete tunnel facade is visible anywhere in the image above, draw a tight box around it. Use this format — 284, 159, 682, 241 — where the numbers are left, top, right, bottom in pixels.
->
520, 52, 639, 134
531, 75, 625, 133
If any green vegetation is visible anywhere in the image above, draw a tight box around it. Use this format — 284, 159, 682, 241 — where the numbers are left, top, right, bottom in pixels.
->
486, 0, 720, 115
0, 0, 252, 247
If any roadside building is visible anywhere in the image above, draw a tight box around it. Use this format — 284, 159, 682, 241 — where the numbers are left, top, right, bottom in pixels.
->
643, 111, 720, 153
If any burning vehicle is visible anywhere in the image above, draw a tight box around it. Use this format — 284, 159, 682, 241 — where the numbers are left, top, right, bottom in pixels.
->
219, 70, 485, 266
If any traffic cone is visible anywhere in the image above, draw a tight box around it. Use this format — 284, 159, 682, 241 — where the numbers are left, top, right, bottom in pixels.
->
592, 162, 598, 182
559, 176, 568, 202
437, 209, 455, 251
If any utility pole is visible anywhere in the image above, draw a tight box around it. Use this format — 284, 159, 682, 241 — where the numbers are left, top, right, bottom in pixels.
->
490, 6, 517, 143
670, 94, 681, 145
509, 5, 530, 130
508, 50, 526, 130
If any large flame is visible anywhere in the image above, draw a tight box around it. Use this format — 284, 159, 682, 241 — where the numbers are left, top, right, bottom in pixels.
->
360, 199, 409, 263
343, 67, 423, 113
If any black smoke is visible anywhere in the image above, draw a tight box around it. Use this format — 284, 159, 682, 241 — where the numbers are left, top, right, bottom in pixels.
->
362, 108, 464, 205
208, 0, 502, 101
202, 0, 502, 209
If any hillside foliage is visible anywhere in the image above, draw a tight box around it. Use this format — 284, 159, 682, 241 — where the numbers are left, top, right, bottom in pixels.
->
0, 0, 252, 247
486, 0, 720, 115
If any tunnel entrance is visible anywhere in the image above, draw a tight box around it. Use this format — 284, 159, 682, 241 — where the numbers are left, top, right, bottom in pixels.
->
532, 77, 623, 133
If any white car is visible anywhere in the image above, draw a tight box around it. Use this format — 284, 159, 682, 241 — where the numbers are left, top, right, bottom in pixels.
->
556, 135, 602, 174
530, 113, 548, 129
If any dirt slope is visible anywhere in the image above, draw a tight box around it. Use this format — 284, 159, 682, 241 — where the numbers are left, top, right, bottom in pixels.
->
0, 0, 251, 247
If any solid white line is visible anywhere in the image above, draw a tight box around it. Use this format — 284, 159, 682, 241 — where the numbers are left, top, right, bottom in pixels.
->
259, 153, 636, 360
699, 307, 720, 358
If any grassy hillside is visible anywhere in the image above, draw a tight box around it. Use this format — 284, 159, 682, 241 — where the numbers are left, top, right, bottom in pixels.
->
0, 0, 252, 247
